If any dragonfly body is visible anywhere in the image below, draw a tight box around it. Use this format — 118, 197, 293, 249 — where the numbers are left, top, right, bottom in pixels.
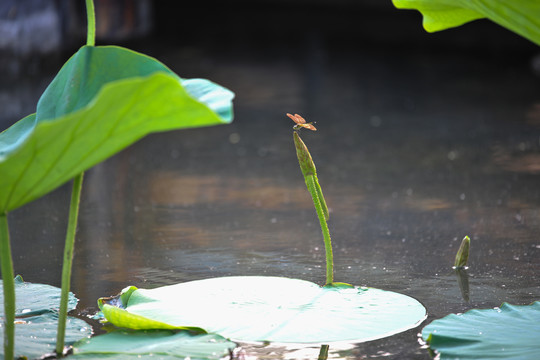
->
287, 113, 317, 131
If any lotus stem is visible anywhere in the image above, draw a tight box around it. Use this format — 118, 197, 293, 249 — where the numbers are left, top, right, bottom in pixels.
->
56, 173, 84, 356
454, 235, 470, 269
306, 175, 334, 285
0, 213, 15, 360
56, 0, 92, 353
86, 0, 96, 46
293, 132, 334, 285
318, 344, 329, 360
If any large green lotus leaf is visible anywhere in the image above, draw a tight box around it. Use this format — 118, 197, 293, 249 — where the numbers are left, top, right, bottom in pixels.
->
0, 277, 92, 359
0, 45, 234, 213
392, 0, 540, 46
70, 330, 237, 360
99, 276, 427, 344
422, 302, 540, 360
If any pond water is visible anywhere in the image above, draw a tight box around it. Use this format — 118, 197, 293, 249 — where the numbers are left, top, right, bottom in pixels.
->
3, 18, 540, 359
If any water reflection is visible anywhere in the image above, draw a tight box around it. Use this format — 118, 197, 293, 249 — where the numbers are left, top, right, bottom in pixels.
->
455, 268, 470, 302
4, 37, 540, 359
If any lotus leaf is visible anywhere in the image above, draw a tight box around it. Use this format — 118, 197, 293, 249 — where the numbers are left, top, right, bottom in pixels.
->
71, 330, 237, 360
0, 275, 78, 316
422, 301, 540, 359
392, 0, 540, 46
0, 45, 234, 213
99, 276, 427, 344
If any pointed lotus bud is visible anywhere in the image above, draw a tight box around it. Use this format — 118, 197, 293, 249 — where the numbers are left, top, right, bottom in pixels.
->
294, 132, 316, 177
454, 236, 470, 269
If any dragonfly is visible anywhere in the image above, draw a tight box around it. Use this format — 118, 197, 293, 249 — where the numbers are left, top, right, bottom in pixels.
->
287, 113, 317, 131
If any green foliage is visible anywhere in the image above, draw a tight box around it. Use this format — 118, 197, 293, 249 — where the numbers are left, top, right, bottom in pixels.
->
98, 276, 427, 344
392, 0, 540, 46
0, 1, 235, 358
99, 300, 206, 333
71, 330, 237, 359
0, 45, 234, 213
0, 277, 91, 359
422, 302, 540, 359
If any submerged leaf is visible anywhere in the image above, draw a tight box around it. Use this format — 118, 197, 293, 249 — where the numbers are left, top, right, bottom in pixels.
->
392, 0, 540, 46
71, 330, 236, 360
454, 268, 470, 302
0, 45, 234, 213
99, 276, 426, 344
422, 302, 540, 359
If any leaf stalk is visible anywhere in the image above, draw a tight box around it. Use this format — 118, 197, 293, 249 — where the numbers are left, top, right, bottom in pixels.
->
56, 173, 84, 356
86, 0, 96, 46
55, 0, 93, 353
0, 213, 15, 360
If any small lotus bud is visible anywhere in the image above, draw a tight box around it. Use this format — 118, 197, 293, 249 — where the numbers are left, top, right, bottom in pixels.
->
454, 236, 470, 269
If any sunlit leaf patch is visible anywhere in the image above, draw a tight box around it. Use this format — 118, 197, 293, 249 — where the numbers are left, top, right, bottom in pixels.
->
100, 276, 427, 344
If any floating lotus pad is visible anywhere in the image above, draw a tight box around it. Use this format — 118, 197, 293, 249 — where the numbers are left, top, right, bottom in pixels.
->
422, 301, 540, 360
0, 275, 78, 315
71, 330, 237, 360
0, 277, 92, 359
100, 276, 427, 344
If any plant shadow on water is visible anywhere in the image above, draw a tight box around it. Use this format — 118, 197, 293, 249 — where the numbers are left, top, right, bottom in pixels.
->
3, 4, 540, 359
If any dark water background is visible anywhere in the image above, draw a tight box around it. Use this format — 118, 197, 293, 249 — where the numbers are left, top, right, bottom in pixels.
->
2, 2, 540, 359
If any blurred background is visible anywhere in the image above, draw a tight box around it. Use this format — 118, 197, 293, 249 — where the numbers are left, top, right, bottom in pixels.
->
1, 1, 540, 359
1, 0, 539, 125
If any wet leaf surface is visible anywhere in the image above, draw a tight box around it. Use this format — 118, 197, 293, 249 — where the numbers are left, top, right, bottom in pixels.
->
100, 276, 427, 344
422, 301, 540, 360
71, 330, 237, 360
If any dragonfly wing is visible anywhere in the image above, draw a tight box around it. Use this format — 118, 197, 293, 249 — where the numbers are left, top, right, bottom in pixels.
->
293, 114, 307, 124
286, 113, 298, 124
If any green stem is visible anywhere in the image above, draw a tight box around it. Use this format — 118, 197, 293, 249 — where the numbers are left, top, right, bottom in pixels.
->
318, 344, 329, 360
306, 175, 334, 285
293, 131, 334, 285
56, 173, 84, 356
314, 174, 329, 221
85, 0, 96, 46
0, 213, 15, 360
56, 2, 92, 354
